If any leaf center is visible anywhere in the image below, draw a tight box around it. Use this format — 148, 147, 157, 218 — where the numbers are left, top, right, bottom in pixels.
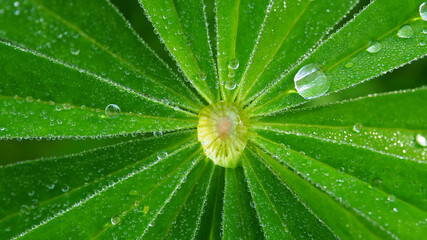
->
197, 102, 249, 168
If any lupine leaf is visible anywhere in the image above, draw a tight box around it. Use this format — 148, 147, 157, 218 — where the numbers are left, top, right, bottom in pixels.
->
0, 0, 203, 112
139, 0, 218, 103
0, 42, 197, 139
249, 0, 427, 116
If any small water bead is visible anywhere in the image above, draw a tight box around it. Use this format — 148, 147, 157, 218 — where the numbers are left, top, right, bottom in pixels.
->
294, 63, 330, 100
397, 25, 414, 39
420, 2, 427, 21
105, 104, 120, 118
197, 70, 206, 81
371, 177, 383, 188
366, 41, 382, 53
228, 59, 239, 70
345, 62, 354, 68
416, 133, 427, 147
70, 48, 80, 55
387, 195, 396, 202
61, 185, 69, 192
353, 123, 363, 133
225, 78, 237, 90
14, 1, 20, 7
111, 215, 121, 225
143, 205, 150, 215
157, 150, 168, 160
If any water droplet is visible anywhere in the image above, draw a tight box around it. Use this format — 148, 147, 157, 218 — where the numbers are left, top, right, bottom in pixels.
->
47, 183, 55, 190
345, 62, 354, 68
28, 191, 35, 196
14, 9, 20, 15
111, 215, 121, 225
397, 25, 414, 39
416, 133, 427, 147
129, 190, 138, 195
71, 48, 80, 55
228, 59, 239, 70
157, 150, 168, 160
393, 207, 398, 213
197, 70, 206, 81
225, 78, 237, 90
371, 177, 383, 188
143, 205, 150, 215
294, 63, 329, 100
61, 185, 69, 192
420, 2, 427, 21
387, 195, 396, 202
14, 1, 19, 7
366, 41, 382, 53
423, 28, 427, 34
353, 123, 363, 133
153, 131, 163, 137
105, 104, 120, 118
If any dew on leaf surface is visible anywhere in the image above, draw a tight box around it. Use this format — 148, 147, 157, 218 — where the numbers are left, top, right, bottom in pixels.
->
197, 70, 206, 81
415, 133, 427, 147
70, 48, 80, 55
225, 78, 237, 90
420, 2, 427, 21
366, 41, 382, 53
143, 205, 150, 215
228, 59, 239, 69
157, 150, 168, 160
294, 63, 330, 100
111, 215, 121, 225
353, 123, 363, 133
397, 25, 414, 38
105, 104, 120, 118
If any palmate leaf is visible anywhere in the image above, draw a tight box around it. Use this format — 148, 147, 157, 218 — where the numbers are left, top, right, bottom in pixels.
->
1, 0, 426, 240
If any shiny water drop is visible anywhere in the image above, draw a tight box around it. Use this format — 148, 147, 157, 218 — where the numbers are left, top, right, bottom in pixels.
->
157, 150, 168, 160
397, 25, 414, 38
345, 62, 354, 68
420, 2, 427, 21
294, 63, 329, 100
416, 133, 427, 147
228, 69, 235, 77
143, 205, 150, 215
47, 183, 55, 190
14, 1, 19, 7
371, 178, 383, 188
387, 195, 396, 202
105, 104, 120, 118
353, 123, 363, 133
197, 70, 207, 81
61, 185, 69, 192
228, 59, 239, 70
366, 41, 382, 53
225, 78, 237, 90
129, 190, 138, 195
153, 131, 163, 137
111, 215, 121, 225
71, 48, 80, 55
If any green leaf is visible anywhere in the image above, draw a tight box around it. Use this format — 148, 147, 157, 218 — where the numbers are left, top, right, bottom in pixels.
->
222, 167, 264, 239
0, 42, 197, 138
0, 131, 202, 239
194, 166, 225, 240
235, 0, 358, 105
142, 159, 214, 239
249, 0, 427, 116
242, 149, 337, 239
139, 0, 218, 103
248, 88, 427, 239
215, 0, 271, 100
252, 147, 381, 239
0, 0, 202, 112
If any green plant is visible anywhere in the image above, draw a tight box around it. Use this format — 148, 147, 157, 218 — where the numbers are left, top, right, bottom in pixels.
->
1, 0, 426, 239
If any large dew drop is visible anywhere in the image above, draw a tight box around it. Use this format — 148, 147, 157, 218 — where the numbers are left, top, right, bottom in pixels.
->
228, 59, 239, 70
416, 133, 427, 147
105, 104, 120, 118
366, 41, 382, 53
397, 25, 414, 39
420, 2, 427, 21
294, 63, 330, 100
